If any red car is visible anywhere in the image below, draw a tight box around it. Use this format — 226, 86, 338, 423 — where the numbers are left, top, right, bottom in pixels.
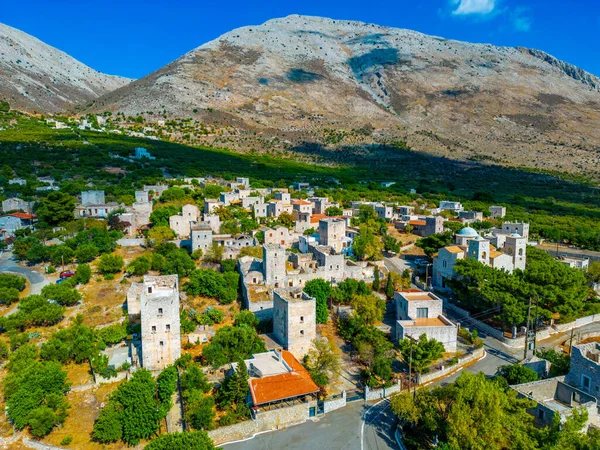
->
60, 270, 76, 278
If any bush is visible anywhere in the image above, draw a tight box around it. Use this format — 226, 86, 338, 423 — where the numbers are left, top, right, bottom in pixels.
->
144, 431, 216, 450
0, 287, 19, 305
41, 284, 81, 306
221, 259, 237, 273
46, 266, 56, 274
74, 264, 92, 284
75, 244, 99, 263
0, 340, 9, 361
126, 256, 152, 276
0, 274, 26, 291
98, 254, 124, 274
234, 310, 259, 328
60, 435, 73, 445
185, 269, 239, 305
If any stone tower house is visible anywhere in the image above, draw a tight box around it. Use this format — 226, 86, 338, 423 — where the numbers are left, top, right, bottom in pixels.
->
263, 244, 287, 287
273, 288, 316, 359
468, 235, 490, 266
318, 218, 346, 253
505, 234, 527, 271
140, 275, 181, 371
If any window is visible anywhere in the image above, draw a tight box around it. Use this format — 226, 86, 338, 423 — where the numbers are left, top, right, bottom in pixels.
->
538, 409, 545, 420
160, 341, 164, 346
300, 316, 304, 323
416, 308, 429, 318
147, 286, 153, 294
166, 324, 170, 332
582, 375, 591, 392
151, 326, 156, 333
443, 261, 447, 268
300, 330, 304, 336
158, 308, 163, 315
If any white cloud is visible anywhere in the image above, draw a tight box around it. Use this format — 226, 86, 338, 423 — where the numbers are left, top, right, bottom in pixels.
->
451, 0, 496, 16
511, 7, 532, 31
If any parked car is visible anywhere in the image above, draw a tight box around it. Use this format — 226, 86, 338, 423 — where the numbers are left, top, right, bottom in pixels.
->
56, 278, 66, 284
60, 270, 75, 278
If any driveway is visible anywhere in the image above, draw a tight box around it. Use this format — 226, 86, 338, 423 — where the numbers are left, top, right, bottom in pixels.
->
223, 399, 397, 450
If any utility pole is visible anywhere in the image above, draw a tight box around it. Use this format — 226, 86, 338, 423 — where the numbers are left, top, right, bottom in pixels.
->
408, 338, 413, 396
569, 328, 575, 355
533, 297, 539, 352
523, 297, 532, 360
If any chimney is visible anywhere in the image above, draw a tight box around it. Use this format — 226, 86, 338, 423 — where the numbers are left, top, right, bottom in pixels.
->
275, 348, 282, 361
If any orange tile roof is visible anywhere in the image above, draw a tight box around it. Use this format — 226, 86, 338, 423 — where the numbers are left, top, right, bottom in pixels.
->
292, 200, 311, 205
490, 251, 503, 259
310, 213, 327, 224
248, 351, 319, 406
9, 212, 36, 219
444, 245, 465, 254
409, 220, 426, 226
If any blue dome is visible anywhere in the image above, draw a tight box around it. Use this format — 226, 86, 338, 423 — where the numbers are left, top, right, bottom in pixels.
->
457, 227, 479, 237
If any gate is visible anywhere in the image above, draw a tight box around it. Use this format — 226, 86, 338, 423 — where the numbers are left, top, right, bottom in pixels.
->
309, 406, 316, 417
346, 389, 364, 402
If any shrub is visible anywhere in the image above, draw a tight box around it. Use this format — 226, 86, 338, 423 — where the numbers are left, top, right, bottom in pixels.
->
0, 287, 20, 305
98, 254, 124, 274
74, 264, 92, 284
60, 435, 73, 445
41, 284, 82, 306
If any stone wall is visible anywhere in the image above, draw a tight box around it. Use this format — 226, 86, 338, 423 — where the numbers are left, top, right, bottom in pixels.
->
418, 347, 484, 384
364, 381, 402, 401
566, 343, 600, 392
208, 402, 310, 445
323, 391, 346, 413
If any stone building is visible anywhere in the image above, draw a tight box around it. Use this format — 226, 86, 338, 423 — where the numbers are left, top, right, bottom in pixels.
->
566, 343, 600, 395
263, 244, 287, 287
1, 198, 34, 214
204, 199, 221, 214
263, 226, 294, 247
191, 222, 213, 253
489, 206, 507, 218
253, 203, 268, 218
273, 288, 316, 359
318, 218, 346, 253
81, 190, 105, 206
139, 275, 181, 371
169, 204, 201, 238
394, 290, 457, 352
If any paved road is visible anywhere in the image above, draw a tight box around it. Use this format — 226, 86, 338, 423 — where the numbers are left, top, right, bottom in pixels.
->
383, 256, 413, 274
0, 251, 51, 315
224, 399, 396, 450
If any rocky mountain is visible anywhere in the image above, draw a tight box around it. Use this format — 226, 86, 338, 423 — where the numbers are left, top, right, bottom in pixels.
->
89, 15, 600, 177
0, 22, 132, 113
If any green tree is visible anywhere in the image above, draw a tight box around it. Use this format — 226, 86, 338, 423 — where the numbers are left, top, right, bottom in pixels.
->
202, 326, 265, 367
372, 268, 380, 291
0, 287, 19, 305
304, 338, 341, 387
147, 225, 176, 246
415, 232, 454, 256
304, 278, 331, 324
98, 254, 124, 274
351, 294, 386, 325
496, 364, 539, 385
398, 333, 445, 374
74, 264, 92, 284
325, 206, 344, 216
126, 256, 152, 275
149, 205, 180, 226
75, 243, 99, 263
35, 192, 77, 226
353, 224, 383, 261
49, 245, 75, 266
234, 310, 259, 329
385, 272, 395, 299
144, 431, 216, 450
390, 371, 538, 450
41, 284, 82, 306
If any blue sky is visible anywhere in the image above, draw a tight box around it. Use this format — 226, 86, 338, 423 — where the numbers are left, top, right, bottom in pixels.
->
2, 0, 599, 79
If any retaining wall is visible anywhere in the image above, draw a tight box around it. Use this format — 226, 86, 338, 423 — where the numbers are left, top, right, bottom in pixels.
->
418, 347, 485, 384
207, 402, 310, 445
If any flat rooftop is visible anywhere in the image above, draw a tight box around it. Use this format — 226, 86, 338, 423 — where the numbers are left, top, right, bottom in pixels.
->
402, 317, 446, 327
398, 291, 441, 302
245, 351, 289, 377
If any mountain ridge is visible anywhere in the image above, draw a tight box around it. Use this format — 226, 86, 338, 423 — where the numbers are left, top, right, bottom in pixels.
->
0, 22, 132, 113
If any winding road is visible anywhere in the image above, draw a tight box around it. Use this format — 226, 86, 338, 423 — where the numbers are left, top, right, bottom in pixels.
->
0, 250, 51, 314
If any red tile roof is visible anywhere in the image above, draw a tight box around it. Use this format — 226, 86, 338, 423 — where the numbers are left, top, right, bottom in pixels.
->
292, 200, 311, 205
409, 220, 426, 226
9, 212, 36, 219
248, 351, 319, 406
